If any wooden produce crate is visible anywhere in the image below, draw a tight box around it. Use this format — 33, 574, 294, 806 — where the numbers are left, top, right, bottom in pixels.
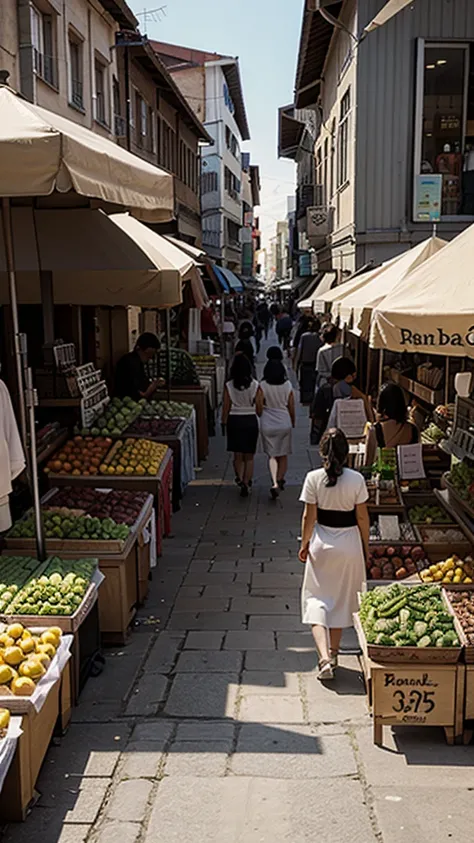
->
47, 464, 168, 556
153, 387, 208, 462
465, 665, 474, 722
370, 660, 464, 747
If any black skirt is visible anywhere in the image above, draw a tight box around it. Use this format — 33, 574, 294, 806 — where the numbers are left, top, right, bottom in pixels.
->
299, 362, 316, 405
227, 414, 259, 454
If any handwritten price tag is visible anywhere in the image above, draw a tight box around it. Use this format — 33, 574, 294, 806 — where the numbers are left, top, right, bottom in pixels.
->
373, 667, 456, 726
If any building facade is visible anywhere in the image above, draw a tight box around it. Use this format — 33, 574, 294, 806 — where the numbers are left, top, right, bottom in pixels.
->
291, 0, 474, 274
152, 42, 251, 270
241, 154, 261, 278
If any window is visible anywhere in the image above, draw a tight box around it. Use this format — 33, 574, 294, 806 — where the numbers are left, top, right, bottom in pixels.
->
315, 147, 322, 191
113, 78, 126, 137
149, 107, 156, 154
135, 93, 148, 147
323, 138, 329, 204
338, 88, 351, 187
225, 125, 239, 158
227, 219, 241, 247
69, 34, 83, 110
224, 166, 240, 199
30, 4, 57, 88
202, 171, 218, 194
94, 59, 108, 126
330, 119, 336, 199
413, 41, 474, 219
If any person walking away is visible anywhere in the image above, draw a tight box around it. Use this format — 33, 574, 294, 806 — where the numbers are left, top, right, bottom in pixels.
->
295, 319, 322, 405
276, 310, 293, 353
256, 351, 295, 499
257, 302, 271, 339
315, 325, 351, 388
253, 310, 263, 354
299, 428, 370, 680
221, 355, 259, 497
364, 383, 419, 466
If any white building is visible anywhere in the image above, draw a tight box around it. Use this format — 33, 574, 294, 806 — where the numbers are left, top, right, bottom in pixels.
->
153, 42, 251, 270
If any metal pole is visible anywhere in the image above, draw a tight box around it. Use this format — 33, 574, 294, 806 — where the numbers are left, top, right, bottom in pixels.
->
25, 367, 46, 561
165, 308, 171, 402
366, 345, 372, 395
445, 356, 450, 405
378, 348, 384, 392
1, 197, 27, 447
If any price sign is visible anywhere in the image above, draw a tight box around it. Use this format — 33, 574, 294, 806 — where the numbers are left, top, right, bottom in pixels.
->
330, 399, 367, 439
373, 665, 456, 726
397, 444, 426, 480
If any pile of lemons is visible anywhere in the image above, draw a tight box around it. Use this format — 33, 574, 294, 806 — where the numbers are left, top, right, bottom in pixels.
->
420, 555, 474, 585
0, 623, 62, 696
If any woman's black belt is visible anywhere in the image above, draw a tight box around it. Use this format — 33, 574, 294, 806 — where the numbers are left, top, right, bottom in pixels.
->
317, 508, 357, 527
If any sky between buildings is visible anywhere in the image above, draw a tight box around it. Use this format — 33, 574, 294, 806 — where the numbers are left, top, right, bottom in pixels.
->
128, 0, 302, 251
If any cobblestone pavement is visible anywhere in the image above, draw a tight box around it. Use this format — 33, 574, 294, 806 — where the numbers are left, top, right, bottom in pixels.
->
3, 335, 474, 843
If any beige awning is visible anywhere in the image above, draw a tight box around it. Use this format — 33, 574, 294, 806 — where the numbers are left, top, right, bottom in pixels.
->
146, 230, 209, 308
339, 237, 447, 336
314, 261, 397, 310
370, 224, 474, 358
0, 208, 184, 307
297, 272, 337, 310
0, 86, 174, 221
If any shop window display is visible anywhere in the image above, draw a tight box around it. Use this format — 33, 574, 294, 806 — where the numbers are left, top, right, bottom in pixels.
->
416, 43, 474, 218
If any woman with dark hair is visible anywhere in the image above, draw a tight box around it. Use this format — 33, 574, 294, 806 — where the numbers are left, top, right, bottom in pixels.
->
299, 428, 370, 680
315, 324, 350, 387
256, 353, 295, 499
221, 354, 259, 497
266, 346, 283, 361
364, 382, 419, 466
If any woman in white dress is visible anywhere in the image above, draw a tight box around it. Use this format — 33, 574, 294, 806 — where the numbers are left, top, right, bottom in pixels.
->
256, 349, 295, 499
298, 428, 370, 680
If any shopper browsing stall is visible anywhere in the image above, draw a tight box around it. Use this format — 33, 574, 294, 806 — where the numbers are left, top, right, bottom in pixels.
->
115, 333, 163, 401
315, 324, 351, 388
310, 357, 372, 446
364, 383, 419, 466
294, 319, 323, 404
299, 428, 370, 681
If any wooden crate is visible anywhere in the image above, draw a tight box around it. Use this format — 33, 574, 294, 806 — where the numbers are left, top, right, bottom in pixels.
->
371, 660, 464, 747
153, 387, 208, 461
0, 679, 61, 821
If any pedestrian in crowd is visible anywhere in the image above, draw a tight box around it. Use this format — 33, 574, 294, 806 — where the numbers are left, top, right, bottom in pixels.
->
221, 354, 259, 498
270, 303, 280, 321
235, 320, 256, 375
364, 382, 419, 466
315, 324, 351, 387
295, 318, 323, 405
253, 310, 263, 354
275, 309, 293, 353
201, 304, 219, 340
257, 301, 271, 338
299, 428, 370, 680
310, 356, 372, 446
256, 349, 295, 500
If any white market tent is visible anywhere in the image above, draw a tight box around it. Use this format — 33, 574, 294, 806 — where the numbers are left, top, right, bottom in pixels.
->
0, 86, 174, 220
338, 237, 447, 337
297, 272, 337, 310
370, 223, 474, 358
314, 259, 401, 314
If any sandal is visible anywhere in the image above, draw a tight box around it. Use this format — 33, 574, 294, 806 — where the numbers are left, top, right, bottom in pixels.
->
270, 486, 279, 500
317, 658, 334, 681
330, 651, 339, 669
277, 479, 286, 491
240, 483, 249, 498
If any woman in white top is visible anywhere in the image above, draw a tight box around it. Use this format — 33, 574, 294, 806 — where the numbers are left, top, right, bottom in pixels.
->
299, 428, 370, 680
222, 354, 259, 498
256, 348, 295, 500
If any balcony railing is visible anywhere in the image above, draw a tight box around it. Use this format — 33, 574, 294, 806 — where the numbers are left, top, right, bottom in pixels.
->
70, 78, 83, 110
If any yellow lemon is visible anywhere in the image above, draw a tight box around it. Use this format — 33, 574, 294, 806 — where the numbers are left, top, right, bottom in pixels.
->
11, 677, 35, 696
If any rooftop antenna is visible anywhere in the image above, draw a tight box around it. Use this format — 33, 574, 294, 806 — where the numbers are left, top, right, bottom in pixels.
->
135, 6, 167, 34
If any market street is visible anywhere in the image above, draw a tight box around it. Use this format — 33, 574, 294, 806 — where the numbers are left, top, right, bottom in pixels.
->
2, 335, 473, 843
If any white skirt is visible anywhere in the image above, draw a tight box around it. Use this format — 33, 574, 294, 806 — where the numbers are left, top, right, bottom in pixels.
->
260, 407, 292, 457
301, 524, 365, 628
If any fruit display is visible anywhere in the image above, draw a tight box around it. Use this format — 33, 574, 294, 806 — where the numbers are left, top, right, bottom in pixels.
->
421, 423, 445, 446
399, 478, 432, 492
366, 478, 401, 506
0, 558, 45, 608
125, 417, 183, 438
141, 400, 193, 419
435, 404, 455, 422
370, 520, 417, 543
44, 436, 112, 476
447, 462, 474, 506
417, 526, 469, 544
4, 557, 96, 616
87, 490, 149, 525
45, 488, 106, 511
80, 397, 144, 437
446, 592, 474, 645
359, 584, 460, 648
0, 622, 64, 696
367, 545, 428, 580
100, 438, 168, 476
419, 555, 474, 585
408, 504, 452, 524
0, 708, 10, 736
8, 509, 130, 543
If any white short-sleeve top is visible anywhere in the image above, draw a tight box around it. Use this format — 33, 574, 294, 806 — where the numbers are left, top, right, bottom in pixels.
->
300, 467, 368, 511
259, 380, 292, 410
226, 379, 259, 415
